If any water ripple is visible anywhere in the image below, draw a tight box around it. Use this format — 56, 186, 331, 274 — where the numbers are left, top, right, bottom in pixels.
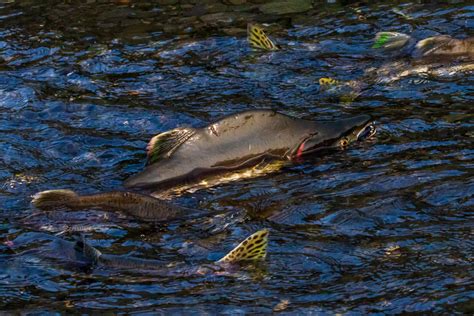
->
0, 0, 472, 314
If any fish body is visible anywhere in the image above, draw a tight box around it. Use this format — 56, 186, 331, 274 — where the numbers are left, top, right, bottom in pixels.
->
6, 233, 96, 269
414, 36, 473, 59
32, 189, 193, 222
74, 229, 270, 274
374, 61, 474, 84
125, 110, 374, 189
373, 32, 474, 60
370, 32, 474, 79
5, 229, 269, 276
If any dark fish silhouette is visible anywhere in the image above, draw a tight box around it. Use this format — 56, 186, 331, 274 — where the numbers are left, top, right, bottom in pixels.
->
75, 229, 269, 273
124, 110, 375, 190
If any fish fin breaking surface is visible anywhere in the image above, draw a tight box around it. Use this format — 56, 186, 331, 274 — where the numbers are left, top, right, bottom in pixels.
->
247, 24, 279, 51
373, 32, 412, 50
217, 229, 269, 263
319, 77, 340, 87
74, 235, 102, 265
147, 128, 196, 165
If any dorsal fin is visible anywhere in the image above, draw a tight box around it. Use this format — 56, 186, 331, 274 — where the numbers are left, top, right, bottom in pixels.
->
373, 32, 413, 50
74, 235, 101, 265
247, 24, 279, 51
217, 229, 269, 263
146, 128, 195, 165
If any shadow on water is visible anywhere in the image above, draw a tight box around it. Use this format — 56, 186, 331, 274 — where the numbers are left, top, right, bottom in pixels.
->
0, 0, 473, 313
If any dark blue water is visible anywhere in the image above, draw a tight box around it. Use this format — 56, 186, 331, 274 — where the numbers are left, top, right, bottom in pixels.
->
1, 0, 473, 313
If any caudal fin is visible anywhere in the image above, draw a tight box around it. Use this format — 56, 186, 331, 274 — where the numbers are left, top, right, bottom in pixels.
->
319, 77, 340, 87
247, 24, 279, 51
373, 32, 413, 50
217, 229, 269, 263
32, 189, 79, 211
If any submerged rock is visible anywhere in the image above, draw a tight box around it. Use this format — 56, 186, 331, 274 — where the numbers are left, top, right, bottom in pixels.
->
222, 27, 247, 36
200, 12, 235, 25
259, 0, 312, 15
225, 0, 247, 5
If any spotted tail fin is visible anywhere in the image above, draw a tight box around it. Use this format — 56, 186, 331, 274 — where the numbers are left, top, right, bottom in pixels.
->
319, 77, 340, 87
372, 32, 413, 50
217, 229, 269, 263
247, 24, 279, 51
147, 128, 195, 165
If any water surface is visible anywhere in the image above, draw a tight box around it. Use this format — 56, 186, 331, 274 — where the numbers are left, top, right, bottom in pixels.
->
0, 0, 473, 314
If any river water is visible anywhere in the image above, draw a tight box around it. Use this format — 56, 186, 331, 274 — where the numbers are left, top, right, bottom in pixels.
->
0, 0, 473, 313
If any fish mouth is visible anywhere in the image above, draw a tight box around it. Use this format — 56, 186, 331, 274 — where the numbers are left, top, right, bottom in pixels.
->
355, 121, 377, 140
296, 115, 374, 156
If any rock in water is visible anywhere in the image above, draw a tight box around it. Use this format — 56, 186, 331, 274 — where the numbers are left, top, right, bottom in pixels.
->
259, 0, 312, 15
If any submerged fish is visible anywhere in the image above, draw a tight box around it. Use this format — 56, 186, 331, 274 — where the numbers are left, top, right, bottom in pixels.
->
31, 189, 221, 222
245, 25, 473, 95
372, 32, 473, 60
4, 229, 269, 276
320, 32, 473, 99
74, 228, 269, 274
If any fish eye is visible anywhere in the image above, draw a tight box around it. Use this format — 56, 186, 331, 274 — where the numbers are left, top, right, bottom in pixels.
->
340, 138, 349, 147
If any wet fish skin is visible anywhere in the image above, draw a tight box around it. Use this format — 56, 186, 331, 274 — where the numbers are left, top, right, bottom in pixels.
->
319, 33, 473, 101
412, 36, 474, 59
72, 229, 270, 274
32, 189, 191, 222
373, 32, 474, 59
125, 110, 373, 189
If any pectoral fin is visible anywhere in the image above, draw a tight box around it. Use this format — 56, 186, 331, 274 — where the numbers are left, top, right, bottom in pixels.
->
217, 229, 269, 263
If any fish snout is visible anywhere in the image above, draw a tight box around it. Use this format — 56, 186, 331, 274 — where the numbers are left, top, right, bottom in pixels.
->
299, 114, 374, 154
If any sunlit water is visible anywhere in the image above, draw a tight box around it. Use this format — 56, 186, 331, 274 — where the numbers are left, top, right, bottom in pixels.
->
1, 0, 473, 313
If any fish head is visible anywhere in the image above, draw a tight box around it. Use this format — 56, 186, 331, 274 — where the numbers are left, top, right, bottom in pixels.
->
296, 115, 375, 156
